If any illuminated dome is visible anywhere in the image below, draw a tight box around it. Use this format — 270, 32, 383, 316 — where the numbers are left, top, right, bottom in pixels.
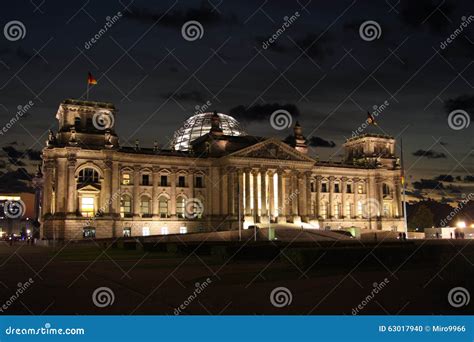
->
171, 112, 246, 151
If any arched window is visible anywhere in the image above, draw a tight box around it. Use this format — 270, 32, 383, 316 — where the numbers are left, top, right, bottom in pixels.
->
176, 196, 185, 218
74, 117, 81, 129
382, 183, 391, 196
120, 194, 132, 217
78, 168, 100, 185
140, 196, 151, 217
159, 196, 169, 218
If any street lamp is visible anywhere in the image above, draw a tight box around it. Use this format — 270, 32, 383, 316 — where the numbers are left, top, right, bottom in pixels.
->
456, 221, 466, 229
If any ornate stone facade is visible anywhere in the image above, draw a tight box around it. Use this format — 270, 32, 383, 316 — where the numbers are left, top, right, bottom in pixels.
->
41, 99, 404, 240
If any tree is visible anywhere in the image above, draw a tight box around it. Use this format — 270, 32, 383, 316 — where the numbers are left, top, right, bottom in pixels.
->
408, 204, 434, 231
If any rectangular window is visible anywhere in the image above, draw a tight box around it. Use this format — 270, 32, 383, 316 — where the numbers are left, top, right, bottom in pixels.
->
141, 199, 150, 215
195, 176, 203, 188
310, 181, 315, 192
142, 174, 149, 185
180, 227, 187, 234
122, 173, 130, 185
83, 227, 96, 238
334, 183, 340, 193
142, 227, 150, 236
160, 175, 168, 186
346, 184, 352, 193
321, 183, 328, 193
161, 227, 169, 235
123, 227, 131, 237
357, 184, 364, 194
159, 199, 168, 218
81, 197, 95, 217
178, 176, 185, 187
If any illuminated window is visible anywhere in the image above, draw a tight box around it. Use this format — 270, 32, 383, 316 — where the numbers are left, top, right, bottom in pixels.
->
357, 184, 364, 194
140, 197, 151, 216
120, 195, 132, 217
122, 173, 131, 185
83, 227, 95, 238
78, 168, 99, 184
383, 203, 391, 217
159, 197, 169, 218
161, 227, 168, 235
176, 196, 185, 218
123, 227, 131, 237
357, 201, 363, 217
142, 227, 150, 236
180, 227, 187, 234
81, 197, 95, 217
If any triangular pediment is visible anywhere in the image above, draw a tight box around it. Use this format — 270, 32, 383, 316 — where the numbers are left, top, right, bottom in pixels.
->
227, 138, 314, 163
77, 183, 101, 192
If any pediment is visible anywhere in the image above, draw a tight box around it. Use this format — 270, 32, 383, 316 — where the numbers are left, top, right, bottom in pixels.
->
77, 183, 101, 192
228, 138, 314, 163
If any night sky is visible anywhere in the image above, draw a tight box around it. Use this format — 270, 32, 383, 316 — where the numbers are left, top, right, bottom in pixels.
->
0, 0, 473, 201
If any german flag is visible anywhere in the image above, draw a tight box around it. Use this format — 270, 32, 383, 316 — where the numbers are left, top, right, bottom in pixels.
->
367, 111, 377, 125
87, 72, 97, 85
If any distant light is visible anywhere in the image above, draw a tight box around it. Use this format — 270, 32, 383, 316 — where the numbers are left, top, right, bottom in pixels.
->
471, 224, 474, 228
26, 229, 31, 234
456, 221, 466, 228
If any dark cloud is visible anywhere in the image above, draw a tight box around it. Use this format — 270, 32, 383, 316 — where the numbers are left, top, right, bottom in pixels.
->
412, 149, 447, 159
0, 168, 33, 193
26, 149, 42, 161
433, 174, 454, 182
413, 179, 444, 190
464, 176, 474, 182
439, 141, 448, 146
228, 103, 300, 122
261, 32, 334, 61
124, 3, 238, 28
162, 91, 207, 103
2, 146, 23, 160
307, 136, 336, 148
444, 94, 474, 114
399, 0, 455, 33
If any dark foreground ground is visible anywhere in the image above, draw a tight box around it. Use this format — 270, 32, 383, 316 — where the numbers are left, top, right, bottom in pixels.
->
0, 237, 472, 315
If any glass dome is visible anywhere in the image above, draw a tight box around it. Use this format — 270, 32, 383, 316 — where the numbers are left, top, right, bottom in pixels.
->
171, 112, 246, 151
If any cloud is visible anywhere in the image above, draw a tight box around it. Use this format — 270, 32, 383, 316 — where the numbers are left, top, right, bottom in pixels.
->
413, 179, 444, 190
162, 90, 207, 103
307, 136, 336, 148
399, 0, 455, 33
228, 103, 300, 122
433, 174, 454, 182
412, 149, 446, 159
464, 176, 474, 182
26, 149, 42, 161
2, 146, 23, 160
444, 94, 474, 115
124, 3, 238, 28
0, 168, 33, 193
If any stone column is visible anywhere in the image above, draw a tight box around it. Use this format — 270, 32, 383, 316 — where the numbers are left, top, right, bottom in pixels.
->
102, 159, 112, 214
227, 168, 235, 216
152, 167, 160, 217
341, 177, 347, 219
66, 154, 76, 214
252, 169, 259, 221
394, 177, 402, 217
170, 168, 177, 218
111, 162, 120, 214
353, 178, 359, 218
189, 169, 195, 199
55, 158, 67, 213
260, 169, 267, 214
277, 170, 285, 223
298, 171, 307, 218
316, 176, 321, 219
328, 176, 334, 219
133, 166, 140, 217
244, 169, 251, 216
268, 170, 275, 220
237, 169, 244, 219
305, 172, 312, 219
42, 159, 54, 216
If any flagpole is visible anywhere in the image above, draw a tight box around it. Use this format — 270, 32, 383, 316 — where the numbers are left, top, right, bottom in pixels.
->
400, 137, 408, 235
